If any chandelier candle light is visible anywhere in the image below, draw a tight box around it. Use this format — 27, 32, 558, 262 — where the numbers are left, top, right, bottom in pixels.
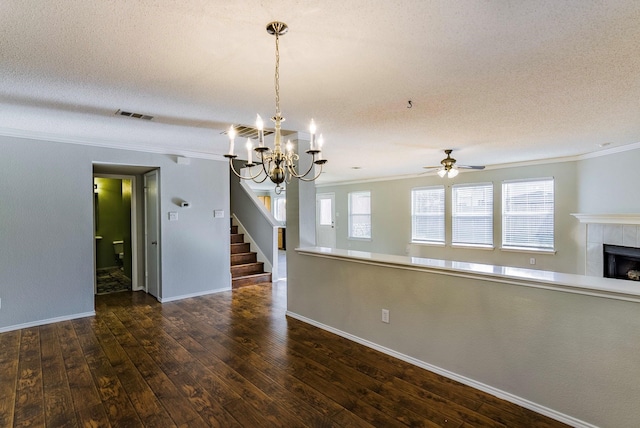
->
224, 21, 327, 194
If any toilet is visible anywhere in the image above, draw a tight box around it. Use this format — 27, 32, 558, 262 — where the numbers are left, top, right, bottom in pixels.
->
112, 240, 124, 267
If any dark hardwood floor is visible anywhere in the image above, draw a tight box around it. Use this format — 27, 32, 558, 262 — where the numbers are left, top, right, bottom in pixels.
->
0, 283, 569, 427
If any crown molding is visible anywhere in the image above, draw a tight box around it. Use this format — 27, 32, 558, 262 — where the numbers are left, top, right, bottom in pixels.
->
578, 141, 640, 160
317, 142, 640, 188
0, 126, 227, 162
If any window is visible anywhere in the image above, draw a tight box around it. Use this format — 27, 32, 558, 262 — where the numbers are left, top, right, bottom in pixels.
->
348, 191, 371, 239
274, 197, 286, 222
411, 186, 445, 243
502, 178, 554, 250
452, 183, 493, 247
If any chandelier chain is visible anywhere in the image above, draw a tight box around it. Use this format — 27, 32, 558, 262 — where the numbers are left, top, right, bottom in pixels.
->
274, 26, 281, 116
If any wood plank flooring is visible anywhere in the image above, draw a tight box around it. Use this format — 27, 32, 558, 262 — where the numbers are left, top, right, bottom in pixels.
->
0, 283, 569, 427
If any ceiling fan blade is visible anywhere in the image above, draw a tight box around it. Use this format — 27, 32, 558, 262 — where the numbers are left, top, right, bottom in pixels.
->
457, 165, 485, 170
422, 166, 442, 170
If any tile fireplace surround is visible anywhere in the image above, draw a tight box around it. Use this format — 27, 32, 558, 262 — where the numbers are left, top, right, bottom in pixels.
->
572, 214, 640, 277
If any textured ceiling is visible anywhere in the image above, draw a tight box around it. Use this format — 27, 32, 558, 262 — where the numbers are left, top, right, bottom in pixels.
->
1, 1, 639, 183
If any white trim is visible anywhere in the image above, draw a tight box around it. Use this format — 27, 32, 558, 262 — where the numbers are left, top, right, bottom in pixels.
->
0, 311, 95, 333
158, 287, 230, 303
285, 311, 596, 428
0, 126, 227, 161
571, 213, 640, 225
500, 246, 556, 254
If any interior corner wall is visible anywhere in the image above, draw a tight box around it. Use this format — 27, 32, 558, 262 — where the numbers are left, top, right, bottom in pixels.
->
577, 147, 640, 214
0, 136, 230, 331
316, 160, 581, 274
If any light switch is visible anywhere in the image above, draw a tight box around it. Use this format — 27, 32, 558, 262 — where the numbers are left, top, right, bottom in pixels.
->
168, 211, 178, 221
214, 210, 224, 218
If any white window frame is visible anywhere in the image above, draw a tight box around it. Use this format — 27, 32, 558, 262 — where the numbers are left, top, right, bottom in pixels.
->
452, 183, 494, 248
411, 186, 445, 245
502, 178, 555, 252
348, 191, 371, 240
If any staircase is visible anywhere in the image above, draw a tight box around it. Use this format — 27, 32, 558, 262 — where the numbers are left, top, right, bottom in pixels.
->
230, 221, 272, 288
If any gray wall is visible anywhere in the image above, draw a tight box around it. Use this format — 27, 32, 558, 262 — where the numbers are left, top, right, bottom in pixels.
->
317, 160, 581, 273
577, 147, 640, 214
0, 136, 230, 330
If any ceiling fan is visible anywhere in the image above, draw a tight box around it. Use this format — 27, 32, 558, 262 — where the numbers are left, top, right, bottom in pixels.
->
423, 149, 485, 178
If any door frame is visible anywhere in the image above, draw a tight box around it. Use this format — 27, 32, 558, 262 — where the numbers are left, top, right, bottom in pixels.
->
93, 173, 141, 292
144, 169, 161, 298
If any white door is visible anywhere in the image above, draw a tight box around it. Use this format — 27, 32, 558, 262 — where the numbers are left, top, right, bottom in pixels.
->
144, 170, 160, 299
316, 193, 336, 248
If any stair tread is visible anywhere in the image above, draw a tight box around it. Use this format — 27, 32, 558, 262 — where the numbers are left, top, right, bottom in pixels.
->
233, 272, 271, 279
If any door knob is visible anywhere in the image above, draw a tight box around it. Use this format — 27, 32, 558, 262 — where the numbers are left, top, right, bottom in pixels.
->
151, 241, 158, 245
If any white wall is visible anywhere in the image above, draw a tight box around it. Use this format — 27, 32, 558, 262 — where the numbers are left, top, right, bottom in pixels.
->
317, 160, 581, 273
0, 136, 230, 330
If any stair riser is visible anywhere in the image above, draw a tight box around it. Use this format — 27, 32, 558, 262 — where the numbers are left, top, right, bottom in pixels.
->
231, 243, 251, 254
231, 225, 238, 234
232, 273, 272, 288
230, 234, 244, 244
231, 263, 265, 278
231, 253, 257, 265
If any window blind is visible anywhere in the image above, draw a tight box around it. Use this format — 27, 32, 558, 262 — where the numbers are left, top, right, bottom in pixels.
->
502, 178, 554, 250
452, 183, 493, 246
411, 186, 444, 243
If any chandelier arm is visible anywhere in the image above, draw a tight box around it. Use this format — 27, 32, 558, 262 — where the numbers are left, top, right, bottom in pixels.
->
228, 158, 265, 181
286, 156, 316, 179
253, 172, 270, 184
295, 163, 325, 182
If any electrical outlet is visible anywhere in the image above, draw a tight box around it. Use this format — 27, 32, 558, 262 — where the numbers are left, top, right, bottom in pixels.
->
381, 309, 390, 323
529, 257, 536, 265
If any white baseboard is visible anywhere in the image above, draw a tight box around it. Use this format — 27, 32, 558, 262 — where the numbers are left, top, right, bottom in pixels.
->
159, 287, 230, 303
0, 311, 96, 333
285, 311, 595, 428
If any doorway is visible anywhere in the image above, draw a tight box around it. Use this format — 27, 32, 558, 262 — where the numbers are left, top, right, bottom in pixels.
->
93, 174, 138, 294
92, 164, 160, 298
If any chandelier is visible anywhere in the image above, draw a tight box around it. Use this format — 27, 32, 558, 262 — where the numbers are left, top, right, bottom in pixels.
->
224, 21, 327, 194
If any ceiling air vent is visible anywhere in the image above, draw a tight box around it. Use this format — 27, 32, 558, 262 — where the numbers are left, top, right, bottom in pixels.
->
115, 109, 154, 121
222, 125, 274, 140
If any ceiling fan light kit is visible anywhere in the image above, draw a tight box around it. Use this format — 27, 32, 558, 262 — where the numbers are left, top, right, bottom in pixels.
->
224, 21, 327, 194
425, 149, 484, 178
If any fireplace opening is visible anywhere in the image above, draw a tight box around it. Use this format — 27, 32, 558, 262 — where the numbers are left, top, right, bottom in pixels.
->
603, 244, 640, 281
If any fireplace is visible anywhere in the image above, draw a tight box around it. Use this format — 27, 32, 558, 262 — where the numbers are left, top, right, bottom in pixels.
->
603, 244, 640, 281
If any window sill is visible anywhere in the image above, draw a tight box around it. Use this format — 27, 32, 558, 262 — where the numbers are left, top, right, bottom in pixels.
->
348, 237, 372, 242
451, 244, 495, 251
500, 246, 556, 255
411, 241, 445, 247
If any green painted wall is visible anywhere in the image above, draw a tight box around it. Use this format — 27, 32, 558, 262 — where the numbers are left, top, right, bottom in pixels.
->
95, 177, 131, 273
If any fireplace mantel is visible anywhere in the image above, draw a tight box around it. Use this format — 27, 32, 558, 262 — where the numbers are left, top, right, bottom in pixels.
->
571, 213, 640, 225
